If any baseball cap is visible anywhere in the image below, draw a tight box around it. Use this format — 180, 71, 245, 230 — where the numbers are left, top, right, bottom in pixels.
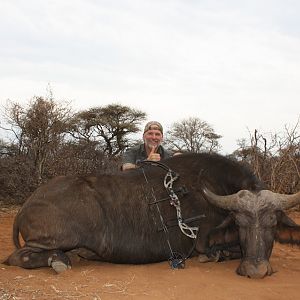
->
143, 121, 163, 134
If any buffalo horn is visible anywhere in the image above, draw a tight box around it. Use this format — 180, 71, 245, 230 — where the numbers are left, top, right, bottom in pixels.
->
274, 191, 300, 210
203, 187, 240, 210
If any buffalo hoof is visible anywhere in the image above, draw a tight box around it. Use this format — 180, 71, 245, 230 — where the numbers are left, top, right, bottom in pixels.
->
51, 260, 71, 273
48, 252, 71, 274
198, 251, 220, 263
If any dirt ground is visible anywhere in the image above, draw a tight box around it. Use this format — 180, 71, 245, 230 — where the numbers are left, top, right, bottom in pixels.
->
1, 208, 300, 300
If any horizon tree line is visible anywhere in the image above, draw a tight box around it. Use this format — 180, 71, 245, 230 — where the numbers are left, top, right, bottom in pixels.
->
0, 95, 299, 205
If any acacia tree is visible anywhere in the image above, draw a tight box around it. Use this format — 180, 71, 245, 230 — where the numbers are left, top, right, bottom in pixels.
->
68, 104, 146, 157
1, 97, 71, 182
165, 117, 222, 153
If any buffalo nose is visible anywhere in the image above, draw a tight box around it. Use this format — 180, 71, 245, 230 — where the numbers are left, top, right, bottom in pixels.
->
237, 260, 273, 279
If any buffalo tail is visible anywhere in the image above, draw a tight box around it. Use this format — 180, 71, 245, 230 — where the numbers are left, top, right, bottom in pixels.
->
12, 219, 21, 249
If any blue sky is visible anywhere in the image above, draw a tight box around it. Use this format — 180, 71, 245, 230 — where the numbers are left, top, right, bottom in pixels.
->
0, 0, 299, 153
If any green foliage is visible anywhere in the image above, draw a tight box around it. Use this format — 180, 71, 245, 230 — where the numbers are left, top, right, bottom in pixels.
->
165, 117, 222, 153
68, 103, 146, 156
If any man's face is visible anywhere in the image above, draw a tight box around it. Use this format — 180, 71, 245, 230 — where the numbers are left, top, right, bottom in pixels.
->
143, 129, 163, 150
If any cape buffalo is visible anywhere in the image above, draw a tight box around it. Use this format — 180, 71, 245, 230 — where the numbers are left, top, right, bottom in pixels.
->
4, 153, 300, 278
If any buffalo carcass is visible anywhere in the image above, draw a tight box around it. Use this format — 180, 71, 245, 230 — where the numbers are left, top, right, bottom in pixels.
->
4, 153, 300, 278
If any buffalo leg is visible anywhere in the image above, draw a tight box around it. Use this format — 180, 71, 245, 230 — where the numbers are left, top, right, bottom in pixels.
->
204, 244, 241, 262
218, 245, 241, 261
68, 248, 101, 261
5, 247, 71, 273
195, 226, 219, 262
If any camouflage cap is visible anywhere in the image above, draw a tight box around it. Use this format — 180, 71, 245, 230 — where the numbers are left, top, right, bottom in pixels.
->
143, 121, 163, 134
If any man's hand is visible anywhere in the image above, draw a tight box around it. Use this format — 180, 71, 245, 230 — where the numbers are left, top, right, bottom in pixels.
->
121, 163, 137, 171
147, 146, 161, 161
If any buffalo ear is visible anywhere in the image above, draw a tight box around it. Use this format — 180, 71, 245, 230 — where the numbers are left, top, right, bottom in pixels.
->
215, 214, 234, 229
208, 215, 237, 247
276, 211, 299, 227
275, 211, 300, 245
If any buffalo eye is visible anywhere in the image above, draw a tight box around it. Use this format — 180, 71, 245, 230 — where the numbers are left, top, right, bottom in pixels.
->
263, 214, 277, 227
233, 212, 250, 227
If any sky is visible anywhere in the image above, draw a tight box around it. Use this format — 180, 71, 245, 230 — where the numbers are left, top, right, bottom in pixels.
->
0, 0, 299, 154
